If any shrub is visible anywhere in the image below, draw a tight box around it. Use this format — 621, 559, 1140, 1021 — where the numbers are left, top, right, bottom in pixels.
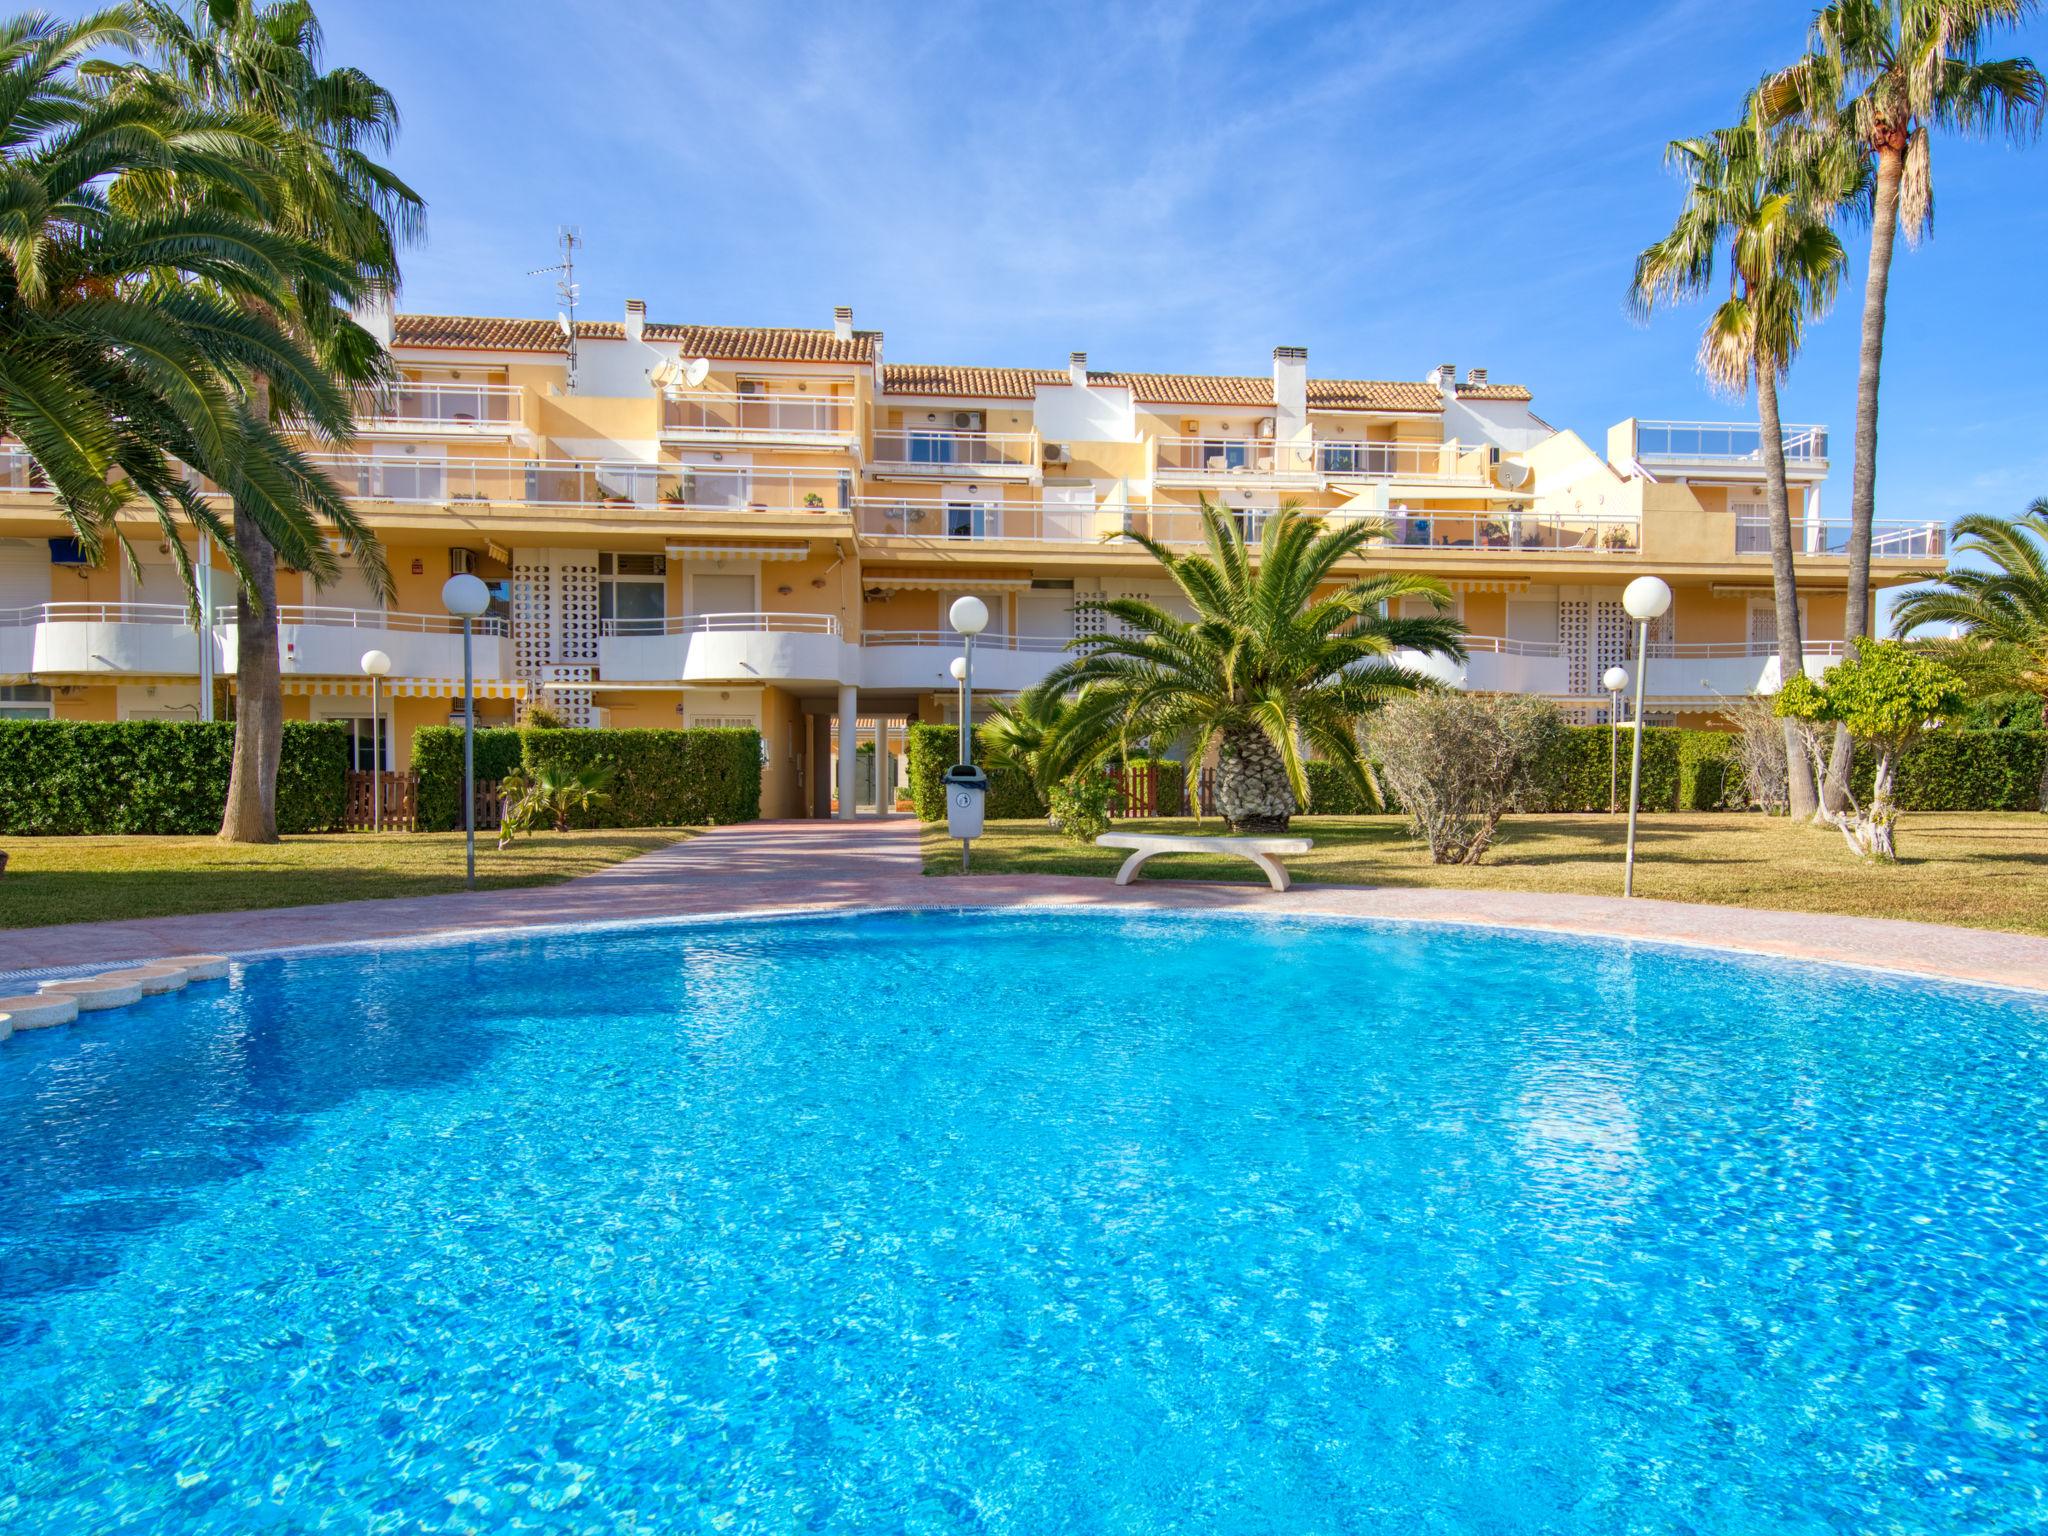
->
1853, 728, 2046, 812
1048, 774, 1116, 844
520, 727, 760, 825
0, 720, 347, 834
1530, 726, 1681, 813
1677, 729, 1742, 812
1712, 694, 1789, 813
1302, 758, 1383, 815
519, 700, 571, 730
905, 722, 1041, 821
1368, 694, 1563, 864
410, 725, 524, 832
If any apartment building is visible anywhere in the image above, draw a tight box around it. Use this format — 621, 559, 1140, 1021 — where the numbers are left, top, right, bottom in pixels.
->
0, 301, 1945, 818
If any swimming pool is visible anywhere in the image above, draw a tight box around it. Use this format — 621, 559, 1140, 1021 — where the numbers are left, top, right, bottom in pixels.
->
3, 908, 2045, 1533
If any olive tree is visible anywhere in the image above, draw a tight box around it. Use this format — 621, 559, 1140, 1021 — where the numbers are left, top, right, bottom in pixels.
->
1367, 693, 1563, 865
1774, 640, 1963, 861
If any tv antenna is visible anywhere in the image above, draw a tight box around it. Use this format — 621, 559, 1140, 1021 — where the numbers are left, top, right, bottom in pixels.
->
529, 227, 582, 390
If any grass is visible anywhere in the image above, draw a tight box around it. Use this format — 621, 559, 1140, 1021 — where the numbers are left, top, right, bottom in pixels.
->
923, 812, 2048, 936
0, 828, 691, 929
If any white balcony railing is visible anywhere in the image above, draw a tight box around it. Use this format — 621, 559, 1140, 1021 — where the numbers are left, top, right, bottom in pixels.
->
855, 499, 1642, 554
354, 382, 522, 430
599, 611, 841, 638
868, 430, 1038, 470
1311, 439, 1489, 482
1153, 437, 1318, 477
861, 630, 1071, 652
0, 448, 50, 492
0, 600, 191, 627
301, 454, 856, 515
265, 605, 510, 637
1636, 421, 1829, 465
1735, 517, 1944, 559
660, 391, 856, 440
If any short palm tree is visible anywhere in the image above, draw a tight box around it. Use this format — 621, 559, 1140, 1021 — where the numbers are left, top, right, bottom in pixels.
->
497, 763, 613, 845
0, 8, 367, 598
1043, 500, 1466, 834
1630, 121, 1856, 819
1891, 500, 2048, 805
978, 678, 1125, 799
133, 0, 422, 843
1762, 0, 2044, 804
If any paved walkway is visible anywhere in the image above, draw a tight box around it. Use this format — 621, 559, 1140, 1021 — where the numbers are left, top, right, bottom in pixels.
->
4, 819, 2044, 992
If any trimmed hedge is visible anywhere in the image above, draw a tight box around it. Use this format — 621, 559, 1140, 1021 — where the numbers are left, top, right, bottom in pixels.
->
0, 719, 347, 834
1850, 729, 2045, 812
906, 722, 1041, 820
520, 726, 761, 826
410, 725, 524, 832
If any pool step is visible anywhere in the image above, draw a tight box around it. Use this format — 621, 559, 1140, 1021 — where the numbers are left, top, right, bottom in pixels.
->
0, 955, 233, 1046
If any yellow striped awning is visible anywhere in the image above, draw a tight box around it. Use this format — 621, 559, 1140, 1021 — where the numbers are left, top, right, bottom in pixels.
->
277, 677, 527, 699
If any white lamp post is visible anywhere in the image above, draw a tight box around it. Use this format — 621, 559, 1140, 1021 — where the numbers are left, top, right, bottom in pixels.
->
1602, 664, 1629, 816
949, 655, 968, 756
1620, 576, 1672, 896
948, 596, 989, 873
361, 649, 392, 832
441, 573, 492, 889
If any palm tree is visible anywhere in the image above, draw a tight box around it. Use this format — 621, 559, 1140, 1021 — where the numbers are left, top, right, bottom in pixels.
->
1629, 122, 1855, 819
0, 8, 372, 608
1891, 499, 2048, 806
1043, 500, 1466, 834
1763, 0, 2044, 808
978, 678, 1125, 799
134, 0, 422, 843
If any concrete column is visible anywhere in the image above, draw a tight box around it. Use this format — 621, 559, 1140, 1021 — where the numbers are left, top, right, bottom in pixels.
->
807, 714, 830, 818
835, 684, 858, 820
872, 716, 890, 814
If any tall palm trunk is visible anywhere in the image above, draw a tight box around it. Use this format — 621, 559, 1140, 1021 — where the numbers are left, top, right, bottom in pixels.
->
1215, 725, 1296, 834
1755, 364, 1819, 817
219, 509, 281, 842
1824, 136, 1905, 813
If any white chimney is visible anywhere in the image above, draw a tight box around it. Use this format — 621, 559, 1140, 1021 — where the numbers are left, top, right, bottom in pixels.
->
1466, 367, 1488, 388
624, 298, 646, 345
833, 305, 854, 342
1069, 350, 1088, 388
1428, 362, 1458, 395
356, 294, 394, 349
1272, 346, 1307, 441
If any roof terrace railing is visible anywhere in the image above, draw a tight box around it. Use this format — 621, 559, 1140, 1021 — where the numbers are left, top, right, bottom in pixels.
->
1311, 438, 1490, 482
1636, 421, 1829, 464
353, 382, 522, 428
660, 390, 857, 439
1734, 516, 1944, 559
869, 429, 1038, 469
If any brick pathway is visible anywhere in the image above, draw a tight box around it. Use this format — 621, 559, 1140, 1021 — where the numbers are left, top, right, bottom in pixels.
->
3, 818, 2044, 993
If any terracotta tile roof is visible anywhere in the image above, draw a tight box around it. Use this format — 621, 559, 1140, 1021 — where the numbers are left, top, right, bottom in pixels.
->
391, 313, 876, 362
1455, 382, 1534, 402
882, 364, 1066, 398
882, 364, 1447, 411
643, 323, 879, 363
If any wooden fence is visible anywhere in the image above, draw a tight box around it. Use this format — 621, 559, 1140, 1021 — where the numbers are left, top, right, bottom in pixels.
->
1106, 762, 1159, 819
343, 770, 504, 832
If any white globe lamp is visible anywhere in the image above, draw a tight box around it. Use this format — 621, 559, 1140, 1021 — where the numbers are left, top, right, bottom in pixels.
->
948, 595, 989, 636
1622, 576, 1672, 622
1601, 665, 1629, 693
441, 573, 490, 618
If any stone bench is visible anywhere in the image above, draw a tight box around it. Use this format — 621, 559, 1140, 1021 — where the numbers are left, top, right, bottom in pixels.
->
1096, 832, 1314, 892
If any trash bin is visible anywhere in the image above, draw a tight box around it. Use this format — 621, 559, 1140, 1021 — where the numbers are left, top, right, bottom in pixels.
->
941, 764, 988, 840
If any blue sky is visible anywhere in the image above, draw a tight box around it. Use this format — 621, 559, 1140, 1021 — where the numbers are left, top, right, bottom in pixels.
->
314, 0, 2044, 528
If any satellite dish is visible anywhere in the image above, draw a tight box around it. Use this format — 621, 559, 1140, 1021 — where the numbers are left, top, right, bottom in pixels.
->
556, 312, 573, 340
1495, 458, 1532, 491
683, 357, 711, 389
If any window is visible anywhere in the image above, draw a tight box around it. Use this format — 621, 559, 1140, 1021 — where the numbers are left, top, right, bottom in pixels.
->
0, 683, 51, 720
599, 552, 666, 635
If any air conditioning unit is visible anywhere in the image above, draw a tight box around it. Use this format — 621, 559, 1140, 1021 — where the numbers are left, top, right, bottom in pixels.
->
952, 410, 984, 431
1043, 442, 1070, 465
450, 548, 479, 575
1256, 417, 1276, 438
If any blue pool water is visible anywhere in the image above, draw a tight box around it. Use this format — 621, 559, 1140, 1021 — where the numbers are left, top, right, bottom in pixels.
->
2, 910, 2046, 1534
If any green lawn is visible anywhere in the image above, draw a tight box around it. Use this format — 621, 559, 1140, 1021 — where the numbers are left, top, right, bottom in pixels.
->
924, 812, 2048, 937
0, 829, 690, 929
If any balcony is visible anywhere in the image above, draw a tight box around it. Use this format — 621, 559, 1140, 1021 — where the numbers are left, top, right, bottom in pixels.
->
1312, 439, 1490, 484
273, 607, 515, 682
1396, 636, 1571, 696
305, 455, 856, 518
1630, 420, 1829, 473
856, 498, 1641, 554
659, 390, 857, 448
1645, 641, 1846, 699
859, 631, 1070, 692
868, 429, 1039, 477
0, 447, 51, 494
1734, 517, 1945, 560
353, 382, 524, 436
597, 612, 849, 685
0, 603, 512, 683
1153, 436, 1322, 487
